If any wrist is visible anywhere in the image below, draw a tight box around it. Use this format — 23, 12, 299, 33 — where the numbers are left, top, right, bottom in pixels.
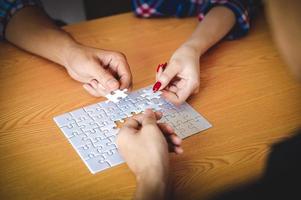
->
172, 42, 202, 62
136, 167, 170, 200
181, 39, 207, 57
57, 34, 81, 67
136, 166, 169, 185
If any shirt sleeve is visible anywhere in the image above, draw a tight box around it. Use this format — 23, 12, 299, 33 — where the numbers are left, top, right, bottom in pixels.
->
132, 0, 254, 40
0, 0, 42, 41
198, 0, 254, 39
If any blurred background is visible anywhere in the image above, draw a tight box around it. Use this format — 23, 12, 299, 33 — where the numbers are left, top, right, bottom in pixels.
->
40, 0, 132, 25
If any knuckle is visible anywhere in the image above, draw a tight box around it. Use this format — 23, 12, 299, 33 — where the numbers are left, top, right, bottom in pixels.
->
191, 79, 200, 88
169, 59, 182, 70
143, 122, 156, 129
114, 52, 126, 60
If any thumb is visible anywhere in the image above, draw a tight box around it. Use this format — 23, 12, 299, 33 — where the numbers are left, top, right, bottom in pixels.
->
94, 66, 120, 92
156, 64, 179, 90
142, 109, 157, 126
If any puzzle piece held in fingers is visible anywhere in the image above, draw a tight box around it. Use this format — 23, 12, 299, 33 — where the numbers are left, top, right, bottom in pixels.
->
105, 89, 128, 103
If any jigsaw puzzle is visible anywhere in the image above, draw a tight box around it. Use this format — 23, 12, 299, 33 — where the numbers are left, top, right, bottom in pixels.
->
54, 86, 212, 174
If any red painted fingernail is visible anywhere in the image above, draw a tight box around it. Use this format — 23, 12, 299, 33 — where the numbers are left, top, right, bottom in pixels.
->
152, 81, 161, 92
156, 64, 163, 72
162, 62, 167, 70
156, 63, 168, 72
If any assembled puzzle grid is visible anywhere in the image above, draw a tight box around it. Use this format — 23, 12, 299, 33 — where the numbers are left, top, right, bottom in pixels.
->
53, 86, 212, 174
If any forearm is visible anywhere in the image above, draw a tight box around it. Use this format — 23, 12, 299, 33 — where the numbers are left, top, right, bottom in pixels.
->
265, 0, 301, 80
135, 168, 170, 200
5, 6, 77, 66
183, 6, 235, 56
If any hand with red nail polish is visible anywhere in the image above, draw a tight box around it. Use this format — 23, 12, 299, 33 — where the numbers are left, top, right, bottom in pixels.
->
156, 62, 167, 73
155, 45, 200, 105
152, 81, 161, 92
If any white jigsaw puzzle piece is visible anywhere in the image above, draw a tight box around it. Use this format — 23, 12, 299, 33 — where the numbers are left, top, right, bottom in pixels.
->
141, 88, 162, 99
105, 89, 128, 103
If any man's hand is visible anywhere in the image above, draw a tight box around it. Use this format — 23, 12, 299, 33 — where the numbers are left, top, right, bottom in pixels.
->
5, 6, 132, 97
117, 109, 183, 200
64, 44, 132, 97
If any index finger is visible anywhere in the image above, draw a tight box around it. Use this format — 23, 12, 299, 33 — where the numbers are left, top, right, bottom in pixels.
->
110, 57, 132, 90
133, 110, 162, 124
118, 64, 132, 90
123, 118, 140, 130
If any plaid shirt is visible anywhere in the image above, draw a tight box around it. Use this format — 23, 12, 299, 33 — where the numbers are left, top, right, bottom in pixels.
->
1, 0, 253, 41
132, 0, 254, 39
0, 0, 41, 40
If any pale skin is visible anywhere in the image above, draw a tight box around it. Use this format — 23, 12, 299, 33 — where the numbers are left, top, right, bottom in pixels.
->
6, 2, 301, 200
118, 1, 301, 200
156, 6, 236, 105
5, 6, 132, 97
117, 109, 183, 200
5, 6, 235, 101
265, 0, 301, 80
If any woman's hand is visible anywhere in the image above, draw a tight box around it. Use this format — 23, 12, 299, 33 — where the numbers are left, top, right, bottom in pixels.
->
154, 44, 200, 105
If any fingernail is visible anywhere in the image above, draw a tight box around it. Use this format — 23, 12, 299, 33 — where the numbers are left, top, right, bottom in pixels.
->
178, 148, 184, 154
152, 81, 161, 92
162, 62, 167, 71
107, 79, 118, 90
156, 62, 168, 72
156, 64, 163, 72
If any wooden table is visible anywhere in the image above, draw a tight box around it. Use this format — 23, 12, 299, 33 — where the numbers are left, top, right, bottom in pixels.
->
0, 12, 300, 200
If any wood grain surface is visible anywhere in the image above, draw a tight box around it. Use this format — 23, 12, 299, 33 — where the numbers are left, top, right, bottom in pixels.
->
0, 12, 300, 200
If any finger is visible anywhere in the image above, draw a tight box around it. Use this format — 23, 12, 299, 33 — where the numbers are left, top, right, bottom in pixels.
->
101, 52, 132, 90
167, 143, 183, 154
119, 74, 132, 89
157, 123, 174, 135
176, 82, 197, 103
90, 79, 98, 88
155, 111, 163, 120
193, 86, 200, 94
162, 81, 195, 105
163, 132, 182, 148
174, 146, 184, 154
141, 109, 157, 125
93, 62, 120, 92
127, 82, 133, 91
162, 90, 182, 105
155, 63, 180, 91
156, 63, 167, 79
83, 83, 104, 97
133, 110, 162, 122
115, 61, 132, 90
123, 118, 140, 130
168, 134, 182, 146
168, 85, 178, 93
89, 79, 108, 96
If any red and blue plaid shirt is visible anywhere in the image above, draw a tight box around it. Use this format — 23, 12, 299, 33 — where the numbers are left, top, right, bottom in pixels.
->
132, 0, 254, 39
1, 0, 254, 40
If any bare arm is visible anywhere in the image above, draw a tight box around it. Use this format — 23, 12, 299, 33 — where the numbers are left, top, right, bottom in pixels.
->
184, 6, 236, 56
5, 6, 132, 96
135, 170, 169, 200
156, 6, 236, 104
265, 0, 301, 80
5, 6, 74, 66
117, 110, 183, 200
